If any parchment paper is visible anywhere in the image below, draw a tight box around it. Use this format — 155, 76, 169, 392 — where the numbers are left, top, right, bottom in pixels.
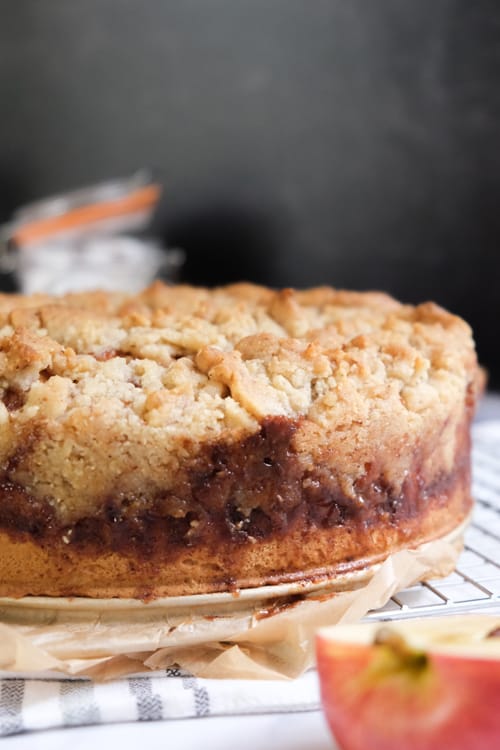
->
0, 533, 461, 681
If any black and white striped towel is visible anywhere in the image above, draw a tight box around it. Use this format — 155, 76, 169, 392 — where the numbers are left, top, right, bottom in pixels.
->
0, 669, 320, 737
0, 419, 499, 738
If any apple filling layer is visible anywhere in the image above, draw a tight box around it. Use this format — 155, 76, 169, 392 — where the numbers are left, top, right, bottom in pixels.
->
0, 413, 472, 599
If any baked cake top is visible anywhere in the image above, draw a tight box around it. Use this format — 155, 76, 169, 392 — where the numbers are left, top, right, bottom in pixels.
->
0, 282, 478, 522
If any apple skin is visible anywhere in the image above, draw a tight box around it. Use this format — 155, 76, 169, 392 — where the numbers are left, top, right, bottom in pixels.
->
316, 630, 500, 750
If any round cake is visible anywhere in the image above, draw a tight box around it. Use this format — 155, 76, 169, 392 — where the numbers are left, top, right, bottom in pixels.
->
0, 282, 479, 599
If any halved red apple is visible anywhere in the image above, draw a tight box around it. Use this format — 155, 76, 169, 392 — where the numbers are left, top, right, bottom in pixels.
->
316, 615, 500, 750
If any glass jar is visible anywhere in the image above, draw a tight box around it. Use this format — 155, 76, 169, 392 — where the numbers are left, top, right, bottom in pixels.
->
0, 171, 183, 294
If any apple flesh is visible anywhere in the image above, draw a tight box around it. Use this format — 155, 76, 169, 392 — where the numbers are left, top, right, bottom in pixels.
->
316, 616, 500, 750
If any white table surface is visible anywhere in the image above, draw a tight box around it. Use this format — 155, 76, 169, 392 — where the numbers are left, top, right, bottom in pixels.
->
4, 392, 500, 750
3, 711, 334, 750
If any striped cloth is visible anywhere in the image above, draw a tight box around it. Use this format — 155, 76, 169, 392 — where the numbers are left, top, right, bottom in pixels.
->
1, 418, 499, 738
0, 668, 320, 737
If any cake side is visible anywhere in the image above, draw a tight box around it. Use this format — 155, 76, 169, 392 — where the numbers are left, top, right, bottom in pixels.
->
0, 406, 473, 599
0, 283, 479, 598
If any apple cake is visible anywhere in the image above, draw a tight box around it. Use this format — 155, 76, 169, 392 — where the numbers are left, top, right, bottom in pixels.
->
0, 282, 479, 599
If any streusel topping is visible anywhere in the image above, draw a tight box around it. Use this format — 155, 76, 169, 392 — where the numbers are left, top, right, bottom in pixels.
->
0, 282, 477, 521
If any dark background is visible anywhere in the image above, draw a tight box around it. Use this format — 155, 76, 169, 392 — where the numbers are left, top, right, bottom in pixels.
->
1, 1, 499, 384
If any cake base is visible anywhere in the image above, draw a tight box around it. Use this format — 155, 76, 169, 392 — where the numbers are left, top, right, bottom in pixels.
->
0, 513, 469, 626
0, 450, 472, 600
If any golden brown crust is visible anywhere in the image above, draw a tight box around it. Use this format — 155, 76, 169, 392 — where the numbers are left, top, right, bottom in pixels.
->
0, 282, 479, 598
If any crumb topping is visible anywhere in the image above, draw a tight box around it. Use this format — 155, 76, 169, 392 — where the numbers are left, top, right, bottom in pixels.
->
0, 282, 477, 521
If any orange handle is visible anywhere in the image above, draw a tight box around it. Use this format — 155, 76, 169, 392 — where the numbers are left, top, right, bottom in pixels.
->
12, 184, 161, 247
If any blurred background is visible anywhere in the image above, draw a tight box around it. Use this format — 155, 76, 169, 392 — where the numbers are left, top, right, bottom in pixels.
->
0, 1, 499, 385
